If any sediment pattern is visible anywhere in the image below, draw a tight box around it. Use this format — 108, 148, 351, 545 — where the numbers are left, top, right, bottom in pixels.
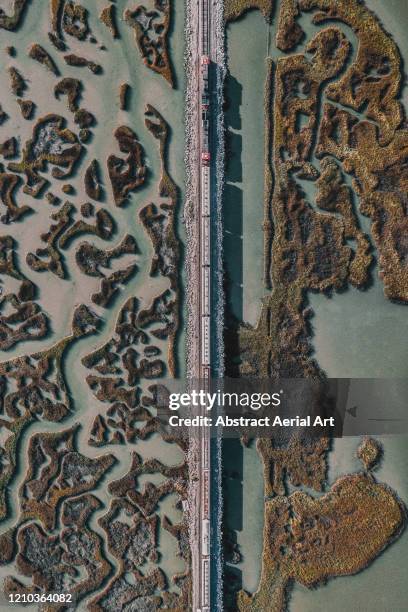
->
224, 0, 274, 22
235, 0, 408, 384
0, 1, 187, 610
238, 459, 405, 611
224, 1, 408, 610
125, 1, 175, 87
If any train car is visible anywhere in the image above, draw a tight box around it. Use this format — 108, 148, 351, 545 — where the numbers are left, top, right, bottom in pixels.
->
201, 55, 210, 70
201, 270, 210, 322
200, 55, 211, 165
201, 558, 210, 607
201, 151, 211, 165
202, 518, 210, 556
201, 315, 210, 366
201, 123, 210, 165
201, 55, 210, 109
201, 164, 210, 216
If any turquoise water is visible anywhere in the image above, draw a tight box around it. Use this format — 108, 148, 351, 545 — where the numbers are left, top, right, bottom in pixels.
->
223, 11, 273, 594
309, 282, 408, 378
237, 444, 265, 593
224, 0, 408, 608
299, 0, 408, 605
223, 441, 265, 594
305, 0, 408, 378
0, 0, 187, 604
291, 434, 408, 612
224, 11, 271, 327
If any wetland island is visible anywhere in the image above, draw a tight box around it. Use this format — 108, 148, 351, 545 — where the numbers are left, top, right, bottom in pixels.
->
222, 1, 408, 611
0, 1, 189, 610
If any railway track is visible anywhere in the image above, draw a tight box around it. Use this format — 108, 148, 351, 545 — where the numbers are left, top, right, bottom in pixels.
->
195, 0, 212, 609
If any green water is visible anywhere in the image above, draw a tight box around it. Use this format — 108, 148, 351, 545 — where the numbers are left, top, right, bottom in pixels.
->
224, 11, 274, 594
0, 0, 187, 604
224, 11, 271, 327
224, 0, 408, 607
291, 434, 408, 612
223, 441, 264, 595
298, 0, 408, 606
309, 0, 408, 379
236, 444, 264, 593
